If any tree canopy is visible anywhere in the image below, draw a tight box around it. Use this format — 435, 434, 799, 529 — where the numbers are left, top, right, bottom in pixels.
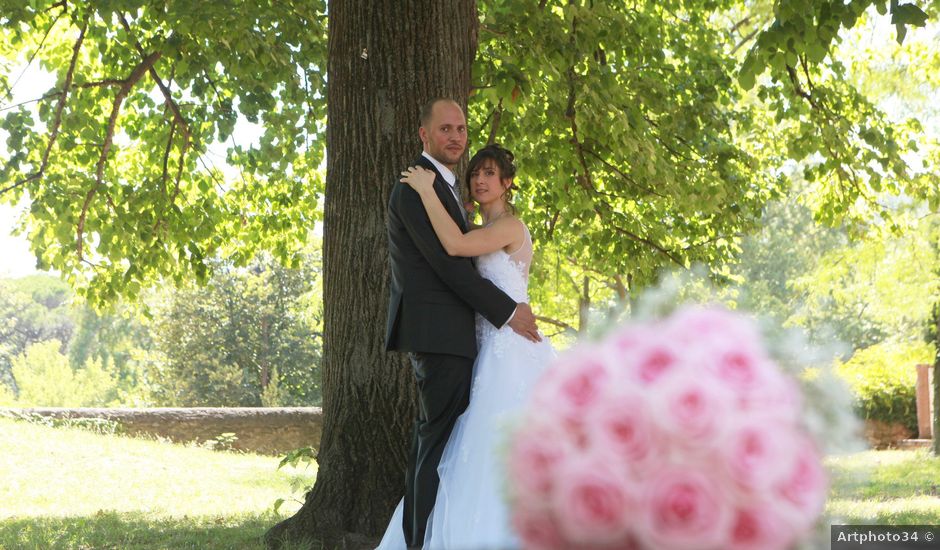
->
1, 0, 326, 303
2, 0, 936, 319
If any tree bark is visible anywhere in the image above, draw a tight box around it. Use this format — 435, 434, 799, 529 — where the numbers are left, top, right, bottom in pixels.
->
265, 1, 478, 547
578, 275, 590, 334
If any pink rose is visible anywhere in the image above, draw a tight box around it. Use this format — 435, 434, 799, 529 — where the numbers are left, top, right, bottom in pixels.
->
512, 505, 566, 550
530, 345, 610, 440
601, 321, 690, 386
667, 306, 761, 346
704, 342, 774, 397
775, 435, 828, 532
668, 307, 776, 397
553, 455, 638, 546
727, 505, 795, 550
507, 420, 570, 500
651, 370, 733, 447
721, 416, 799, 493
739, 369, 803, 422
639, 467, 732, 550
623, 333, 686, 386
602, 323, 659, 367
585, 389, 656, 471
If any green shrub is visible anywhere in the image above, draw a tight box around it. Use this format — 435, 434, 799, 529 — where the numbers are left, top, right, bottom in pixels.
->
835, 341, 934, 434
11, 340, 118, 407
0, 383, 15, 406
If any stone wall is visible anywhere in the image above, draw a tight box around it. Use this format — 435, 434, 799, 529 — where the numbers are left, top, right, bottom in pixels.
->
864, 418, 915, 449
0, 407, 322, 456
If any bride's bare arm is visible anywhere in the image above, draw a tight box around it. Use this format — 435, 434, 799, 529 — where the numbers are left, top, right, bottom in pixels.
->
400, 167, 519, 257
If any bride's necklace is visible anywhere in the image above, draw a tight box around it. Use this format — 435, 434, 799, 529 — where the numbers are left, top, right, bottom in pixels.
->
483, 210, 510, 227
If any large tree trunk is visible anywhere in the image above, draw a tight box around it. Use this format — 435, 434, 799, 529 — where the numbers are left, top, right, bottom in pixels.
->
266, 2, 478, 547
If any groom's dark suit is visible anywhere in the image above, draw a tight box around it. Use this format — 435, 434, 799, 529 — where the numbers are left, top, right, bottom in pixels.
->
386, 154, 516, 547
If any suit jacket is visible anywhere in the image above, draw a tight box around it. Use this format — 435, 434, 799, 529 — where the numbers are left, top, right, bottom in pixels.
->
385, 154, 516, 359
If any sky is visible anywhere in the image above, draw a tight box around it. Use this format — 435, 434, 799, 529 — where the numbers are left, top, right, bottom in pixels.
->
0, 202, 37, 278
1, 62, 54, 279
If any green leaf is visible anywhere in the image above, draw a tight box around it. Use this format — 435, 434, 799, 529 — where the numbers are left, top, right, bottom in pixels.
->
806, 41, 826, 63
737, 52, 761, 90
891, 3, 929, 27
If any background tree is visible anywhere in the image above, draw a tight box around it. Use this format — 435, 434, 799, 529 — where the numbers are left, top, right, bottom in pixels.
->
0, 275, 75, 391
148, 253, 322, 407
731, 191, 845, 325
11, 339, 117, 406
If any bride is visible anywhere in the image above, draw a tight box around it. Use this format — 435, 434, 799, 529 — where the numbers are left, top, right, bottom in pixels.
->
377, 144, 555, 550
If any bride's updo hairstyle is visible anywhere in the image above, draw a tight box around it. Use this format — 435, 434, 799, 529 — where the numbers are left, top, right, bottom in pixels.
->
465, 143, 517, 212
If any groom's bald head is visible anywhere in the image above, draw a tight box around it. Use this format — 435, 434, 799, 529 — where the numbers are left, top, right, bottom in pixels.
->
420, 98, 462, 128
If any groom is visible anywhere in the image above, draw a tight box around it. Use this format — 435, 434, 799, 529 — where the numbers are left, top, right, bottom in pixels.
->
385, 97, 540, 548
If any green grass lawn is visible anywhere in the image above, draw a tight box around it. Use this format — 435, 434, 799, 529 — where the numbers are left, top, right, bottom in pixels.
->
0, 417, 316, 549
4, 416, 940, 549
828, 448, 940, 524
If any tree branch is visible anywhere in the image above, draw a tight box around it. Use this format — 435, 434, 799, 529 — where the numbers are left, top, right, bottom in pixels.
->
479, 24, 508, 37
581, 145, 666, 198
486, 98, 503, 145
731, 27, 760, 55
608, 222, 685, 267
115, 13, 199, 236
786, 64, 814, 104
535, 315, 577, 334
44, 0, 68, 13
799, 55, 815, 94
79, 46, 161, 260
641, 113, 700, 163
0, 79, 127, 114
78, 78, 127, 89
161, 120, 177, 194
564, 11, 595, 195
95, 51, 162, 185
1, 17, 87, 197
118, 14, 191, 142
730, 15, 752, 34
547, 209, 560, 239
613, 274, 629, 302
174, 139, 191, 202
682, 232, 742, 251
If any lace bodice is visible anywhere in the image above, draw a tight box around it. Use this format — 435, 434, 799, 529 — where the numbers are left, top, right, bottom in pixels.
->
475, 223, 534, 353
476, 223, 531, 303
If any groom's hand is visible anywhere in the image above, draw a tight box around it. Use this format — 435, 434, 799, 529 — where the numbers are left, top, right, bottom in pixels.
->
508, 303, 542, 343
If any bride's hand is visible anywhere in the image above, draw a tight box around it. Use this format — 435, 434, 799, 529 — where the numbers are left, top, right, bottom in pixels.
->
400, 166, 436, 195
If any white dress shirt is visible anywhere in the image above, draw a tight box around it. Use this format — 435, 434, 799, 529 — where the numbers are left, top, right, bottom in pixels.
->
421, 151, 466, 223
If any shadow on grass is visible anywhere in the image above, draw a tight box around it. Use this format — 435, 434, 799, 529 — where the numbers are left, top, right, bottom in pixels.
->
830, 449, 940, 499
828, 449, 940, 524
0, 510, 319, 550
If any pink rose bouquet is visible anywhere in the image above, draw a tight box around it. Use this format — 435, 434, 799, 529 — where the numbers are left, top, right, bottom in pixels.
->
507, 305, 829, 550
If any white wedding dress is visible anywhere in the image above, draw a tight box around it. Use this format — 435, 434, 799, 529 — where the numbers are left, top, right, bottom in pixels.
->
377, 224, 555, 550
